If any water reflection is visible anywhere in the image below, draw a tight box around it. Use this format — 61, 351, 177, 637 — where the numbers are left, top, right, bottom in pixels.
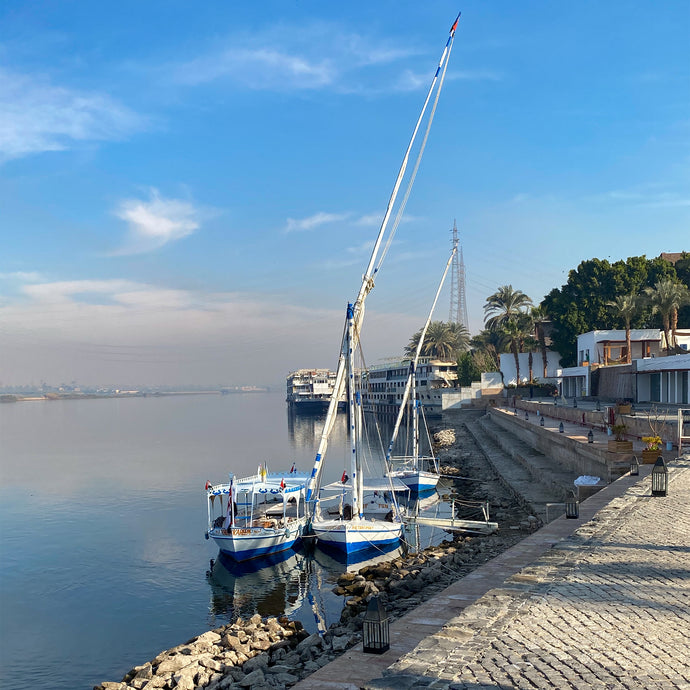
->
207, 550, 310, 620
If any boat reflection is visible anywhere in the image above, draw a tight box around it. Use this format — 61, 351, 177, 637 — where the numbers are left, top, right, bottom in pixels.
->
206, 549, 309, 620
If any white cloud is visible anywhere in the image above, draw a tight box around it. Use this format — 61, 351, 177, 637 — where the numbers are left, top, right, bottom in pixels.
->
113, 190, 201, 254
0, 67, 144, 162
284, 211, 349, 233
171, 23, 422, 94
0, 271, 44, 282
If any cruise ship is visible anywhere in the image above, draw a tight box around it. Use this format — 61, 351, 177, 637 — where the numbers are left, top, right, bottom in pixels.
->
362, 357, 458, 417
285, 369, 345, 413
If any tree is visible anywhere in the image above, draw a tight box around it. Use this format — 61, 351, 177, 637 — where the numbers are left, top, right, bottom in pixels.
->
456, 351, 482, 387
605, 294, 640, 363
644, 279, 690, 353
542, 256, 677, 367
470, 328, 508, 371
484, 285, 533, 330
530, 305, 550, 378
404, 321, 470, 360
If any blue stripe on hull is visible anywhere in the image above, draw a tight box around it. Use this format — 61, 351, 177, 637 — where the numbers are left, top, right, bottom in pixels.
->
214, 537, 299, 562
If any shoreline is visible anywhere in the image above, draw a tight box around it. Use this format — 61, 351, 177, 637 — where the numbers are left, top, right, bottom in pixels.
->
94, 413, 537, 689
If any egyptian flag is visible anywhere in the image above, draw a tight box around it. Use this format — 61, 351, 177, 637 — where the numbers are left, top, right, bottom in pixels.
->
280, 477, 286, 490
290, 463, 296, 474
450, 12, 460, 36
341, 470, 348, 484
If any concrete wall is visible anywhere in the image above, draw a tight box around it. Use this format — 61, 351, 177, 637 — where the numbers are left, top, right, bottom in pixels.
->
500, 351, 561, 386
596, 364, 635, 400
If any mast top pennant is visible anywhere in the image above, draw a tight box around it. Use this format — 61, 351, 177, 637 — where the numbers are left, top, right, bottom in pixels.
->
450, 12, 461, 36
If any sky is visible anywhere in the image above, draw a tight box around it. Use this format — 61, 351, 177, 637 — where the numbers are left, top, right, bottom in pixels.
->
1, 1, 688, 388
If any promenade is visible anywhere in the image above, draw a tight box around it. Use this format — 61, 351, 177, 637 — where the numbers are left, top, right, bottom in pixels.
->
294, 454, 690, 689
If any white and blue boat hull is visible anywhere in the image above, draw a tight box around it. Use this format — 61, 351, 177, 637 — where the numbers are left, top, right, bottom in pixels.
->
210, 519, 306, 562
312, 518, 402, 555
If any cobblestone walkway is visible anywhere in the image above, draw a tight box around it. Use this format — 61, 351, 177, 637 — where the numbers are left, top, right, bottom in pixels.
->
377, 459, 690, 689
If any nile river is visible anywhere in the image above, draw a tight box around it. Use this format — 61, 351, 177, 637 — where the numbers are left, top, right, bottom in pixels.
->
0, 392, 447, 689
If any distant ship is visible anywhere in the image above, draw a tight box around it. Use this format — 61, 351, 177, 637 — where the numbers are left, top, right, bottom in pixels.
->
286, 369, 345, 413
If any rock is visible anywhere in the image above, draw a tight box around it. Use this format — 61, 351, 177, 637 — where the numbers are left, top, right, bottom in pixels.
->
155, 655, 192, 675
331, 634, 351, 652
238, 668, 266, 687
243, 653, 269, 674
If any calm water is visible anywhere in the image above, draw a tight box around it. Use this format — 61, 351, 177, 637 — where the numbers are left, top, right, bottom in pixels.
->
0, 392, 448, 690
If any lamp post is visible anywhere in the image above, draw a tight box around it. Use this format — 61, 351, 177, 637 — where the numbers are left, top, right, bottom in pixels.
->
651, 457, 668, 497
565, 491, 579, 519
362, 596, 390, 654
588, 430, 594, 444
559, 422, 564, 433
630, 456, 639, 476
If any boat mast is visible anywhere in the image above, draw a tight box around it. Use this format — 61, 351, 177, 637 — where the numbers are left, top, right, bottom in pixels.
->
386, 247, 457, 466
305, 14, 461, 503
345, 302, 360, 521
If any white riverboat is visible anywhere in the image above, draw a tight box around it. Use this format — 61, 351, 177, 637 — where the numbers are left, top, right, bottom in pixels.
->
286, 369, 345, 413
205, 467, 310, 562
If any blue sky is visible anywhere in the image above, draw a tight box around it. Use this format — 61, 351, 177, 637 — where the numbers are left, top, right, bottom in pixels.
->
1, 1, 688, 387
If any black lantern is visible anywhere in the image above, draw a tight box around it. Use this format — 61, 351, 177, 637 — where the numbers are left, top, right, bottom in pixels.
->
362, 596, 390, 654
596, 400, 601, 411
565, 491, 579, 519
514, 408, 518, 416
540, 416, 545, 427
559, 422, 564, 433
588, 430, 594, 444
651, 457, 668, 497
573, 398, 578, 408
630, 456, 639, 476
525, 411, 529, 420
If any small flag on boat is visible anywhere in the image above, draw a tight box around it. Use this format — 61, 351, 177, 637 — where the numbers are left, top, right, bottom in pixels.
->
341, 470, 348, 484
290, 462, 296, 473
280, 477, 285, 490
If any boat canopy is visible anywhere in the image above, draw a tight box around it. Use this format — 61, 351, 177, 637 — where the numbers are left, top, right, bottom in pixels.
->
207, 481, 304, 497
320, 477, 409, 493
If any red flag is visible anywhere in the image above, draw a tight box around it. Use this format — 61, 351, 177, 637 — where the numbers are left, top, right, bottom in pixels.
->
341, 470, 348, 484
280, 477, 285, 490
450, 13, 460, 35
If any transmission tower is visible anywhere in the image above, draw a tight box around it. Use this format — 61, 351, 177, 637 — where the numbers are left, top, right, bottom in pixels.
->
449, 220, 469, 330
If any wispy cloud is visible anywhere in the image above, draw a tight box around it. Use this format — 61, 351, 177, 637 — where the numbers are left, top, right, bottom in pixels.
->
0, 271, 44, 282
170, 22, 423, 93
0, 67, 145, 162
284, 211, 350, 233
112, 190, 201, 254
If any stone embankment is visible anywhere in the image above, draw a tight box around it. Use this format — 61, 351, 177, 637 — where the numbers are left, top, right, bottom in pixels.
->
96, 411, 541, 690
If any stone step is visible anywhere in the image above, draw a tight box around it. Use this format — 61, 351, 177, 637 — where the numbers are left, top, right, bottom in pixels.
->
479, 414, 578, 497
466, 416, 571, 522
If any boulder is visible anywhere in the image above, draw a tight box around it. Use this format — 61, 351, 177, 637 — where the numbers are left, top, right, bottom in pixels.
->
238, 668, 266, 687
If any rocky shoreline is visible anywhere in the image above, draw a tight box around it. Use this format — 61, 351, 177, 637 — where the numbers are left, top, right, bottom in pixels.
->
95, 414, 536, 690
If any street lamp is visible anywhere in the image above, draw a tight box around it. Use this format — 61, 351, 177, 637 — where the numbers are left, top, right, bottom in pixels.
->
559, 422, 564, 433
588, 430, 594, 444
362, 596, 390, 654
651, 457, 668, 497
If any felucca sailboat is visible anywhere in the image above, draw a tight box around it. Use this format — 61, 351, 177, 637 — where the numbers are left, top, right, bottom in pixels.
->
305, 14, 461, 555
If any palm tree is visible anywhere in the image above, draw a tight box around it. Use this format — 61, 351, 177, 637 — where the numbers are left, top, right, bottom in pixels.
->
644, 280, 690, 353
404, 321, 469, 360
606, 294, 639, 363
531, 305, 550, 378
484, 285, 533, 330
470, 328, 508, 371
